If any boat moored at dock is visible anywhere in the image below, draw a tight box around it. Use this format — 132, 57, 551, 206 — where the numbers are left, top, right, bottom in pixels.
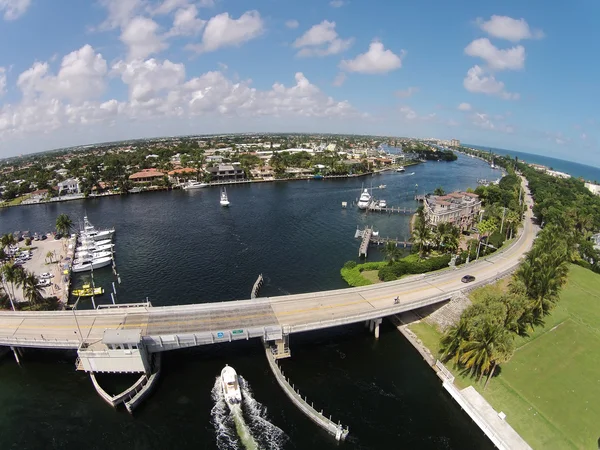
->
72, 284, 104, 297
72, 256, 113, 273
182, 181, 207, 190
357, 189, 372, 209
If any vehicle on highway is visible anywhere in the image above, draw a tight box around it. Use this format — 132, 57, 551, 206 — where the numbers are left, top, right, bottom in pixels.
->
461, 275, 476, 283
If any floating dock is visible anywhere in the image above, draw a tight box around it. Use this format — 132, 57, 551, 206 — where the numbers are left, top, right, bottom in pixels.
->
357, 226, 373, 258
367, 201, 415, 214
355, 226, 412, 257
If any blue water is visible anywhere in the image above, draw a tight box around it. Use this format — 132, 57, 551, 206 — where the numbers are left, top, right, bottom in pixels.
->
467, 144, 600, 181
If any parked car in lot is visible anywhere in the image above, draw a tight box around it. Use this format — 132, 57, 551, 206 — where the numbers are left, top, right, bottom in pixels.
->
40, 272, 54, 279
461, 275, 476, 283
37, 279, 51, 287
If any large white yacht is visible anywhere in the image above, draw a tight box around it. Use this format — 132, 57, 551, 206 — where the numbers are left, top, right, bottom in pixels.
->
81, 216, 115, 241
72, 256, 113, 273
221, 364, 242, 408
357, 189, 372, 209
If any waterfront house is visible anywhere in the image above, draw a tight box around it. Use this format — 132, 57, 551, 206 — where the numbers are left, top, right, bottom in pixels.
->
423, 191, 482, 230
57, 178, 80, 194
250, 165, 275, 180
207, 163, 245, 181
129, 169, 166, 183
167, 167, 198, 182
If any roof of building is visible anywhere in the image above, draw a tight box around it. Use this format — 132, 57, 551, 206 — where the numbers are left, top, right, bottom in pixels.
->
129, 169, 165, 180
168, 168, 197, 176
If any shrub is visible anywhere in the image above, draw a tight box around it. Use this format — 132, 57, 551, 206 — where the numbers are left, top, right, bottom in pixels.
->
24, 237, 31, 246
378, 254, 452, 281
487, 231, 505, 250
340, 261, 386, 287
343, 260, 357, 269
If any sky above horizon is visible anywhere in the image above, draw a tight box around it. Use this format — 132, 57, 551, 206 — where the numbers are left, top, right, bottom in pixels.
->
0, 0, 599, 165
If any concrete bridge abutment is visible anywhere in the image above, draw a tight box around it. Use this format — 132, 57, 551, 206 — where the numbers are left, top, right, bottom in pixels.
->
365, 318, 383, 339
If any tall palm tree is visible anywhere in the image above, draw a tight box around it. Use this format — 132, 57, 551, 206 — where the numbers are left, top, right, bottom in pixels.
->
55, 214, 73, 237
383, 242, 403, 264
1, 263, 25, 309
411, 218, 432, 258
504, 211, 520, 240
22, 272, 43, 306
459, 320, 513, 383
440, 317, 472, 364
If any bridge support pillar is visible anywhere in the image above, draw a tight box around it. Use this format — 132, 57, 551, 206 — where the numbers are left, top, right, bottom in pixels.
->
10, 346, 21, 365
273, 335, 291, 360
373, 318, 382, 339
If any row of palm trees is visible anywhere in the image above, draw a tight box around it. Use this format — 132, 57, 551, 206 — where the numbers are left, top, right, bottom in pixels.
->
439, 223, 571, 388
1, 262, 44, 310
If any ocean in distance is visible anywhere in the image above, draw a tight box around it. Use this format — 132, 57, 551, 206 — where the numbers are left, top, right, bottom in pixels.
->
0, 154, 501, 450
467, 143, 600, 181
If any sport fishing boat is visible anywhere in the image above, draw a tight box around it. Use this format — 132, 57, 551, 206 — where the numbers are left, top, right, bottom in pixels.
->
357, 188, 372, 209
221, 364, 242, 407
182, 181, 207, 190
81, 216, 115, 241
72, 283, 104, 297
396, 166, 406, 172
72, 256, 113, 273
220, 187, 230, 207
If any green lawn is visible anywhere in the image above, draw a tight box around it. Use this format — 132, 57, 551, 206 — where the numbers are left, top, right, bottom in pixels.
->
409, 264, 600, 449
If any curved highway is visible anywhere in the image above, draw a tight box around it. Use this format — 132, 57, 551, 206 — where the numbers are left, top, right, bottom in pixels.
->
0, 178, 537, 351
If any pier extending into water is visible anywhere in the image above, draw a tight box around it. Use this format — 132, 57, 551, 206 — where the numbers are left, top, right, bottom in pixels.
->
250, 274, 264, 299
264, 342, 349, 441
355, 226, 412, 257
357, 226, 373, 257
366, 202, 415, 214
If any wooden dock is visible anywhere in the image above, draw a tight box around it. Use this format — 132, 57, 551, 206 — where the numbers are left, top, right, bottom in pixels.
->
251, 274, 264, 299
358, 226, 373, 258
367, 202, 415, 214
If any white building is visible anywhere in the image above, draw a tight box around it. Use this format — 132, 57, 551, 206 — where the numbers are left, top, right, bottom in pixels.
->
57, 178, 80, 194
546, 169, 571, 179
585, 182, 600, 196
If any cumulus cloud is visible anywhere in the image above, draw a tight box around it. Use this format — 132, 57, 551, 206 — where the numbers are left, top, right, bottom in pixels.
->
471, 111, 514, 133
477, 15, 544, 42
457, 102, 472, 111
465, 38, 525, 71
340, 40, 404, 74
120, 16, 168, 60
293, 20, 353, 57
167, 4, 205, 36
0, 0, 31, 20
463, 65, 519, 100
97, 0, 143, 30
399, 105, 436, 121
187, 10, 264, 53
395, 86, 419, 98
17, 44, 108, 103
285, 19, 299, 29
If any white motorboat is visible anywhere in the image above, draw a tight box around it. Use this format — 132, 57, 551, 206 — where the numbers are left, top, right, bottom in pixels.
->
396, 166, 406, 172
81, 216, 115, 241
78, 238, 112, 248
220, 188, 230, 207
71, 256, 113, 273
379, 199, 387, 208
378, 184, 386, 189
183, 181, 208, 190
76, 243, 114, 254
221, 364, 242, 407
75, 249, 113, 260
357, 189, 371, 209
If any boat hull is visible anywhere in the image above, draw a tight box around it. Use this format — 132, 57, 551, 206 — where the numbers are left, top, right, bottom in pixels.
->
183, 183, 207, 190
72, 257, 113, 273
221, 365, 242, 407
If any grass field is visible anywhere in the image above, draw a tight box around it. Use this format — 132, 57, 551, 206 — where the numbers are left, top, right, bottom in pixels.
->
409, 264, 600, 449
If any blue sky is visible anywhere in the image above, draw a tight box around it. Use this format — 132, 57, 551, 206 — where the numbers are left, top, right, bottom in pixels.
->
0, 0, 599, 166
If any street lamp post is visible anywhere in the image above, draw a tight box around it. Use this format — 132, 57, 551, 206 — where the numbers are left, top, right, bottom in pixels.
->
476, 240, 496, 261
72, 296, 84, 344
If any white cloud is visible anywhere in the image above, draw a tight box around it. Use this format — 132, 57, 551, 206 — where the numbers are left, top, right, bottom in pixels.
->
463, 65, 519, 100
395, 86, 419, 98
167, 5, 205, 36
285, 19, 299, 29
0, 67, 6, 96
112, 58, 186, 103
329, 0, 344, 7
477, 15, 544, 42
293, 20, 353, 57
471, 111, 514, 133
150, 0, 215, 15
457, 102, 472, 111
17, 44, 108, 103
187, 10, 264, 53
465, 38, 525, 71
0, 0, 31, 20
98, 0, 143, 30
340, 40, 404, 74
399, 105, 436, 121
120, 16, 168, 60
332, 72, 346, 87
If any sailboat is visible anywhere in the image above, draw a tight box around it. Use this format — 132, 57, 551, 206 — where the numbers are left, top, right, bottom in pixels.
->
220, 187, 230, 207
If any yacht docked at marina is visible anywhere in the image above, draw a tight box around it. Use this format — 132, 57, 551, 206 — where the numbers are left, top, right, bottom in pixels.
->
82, 216, 115, 241
182, 181, 207, 190
357, 188, 372, 209
221, 364, 242, 408
73, 216, 116, 273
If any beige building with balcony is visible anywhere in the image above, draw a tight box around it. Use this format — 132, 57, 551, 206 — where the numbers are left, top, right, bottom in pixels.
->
423, 191, 482, 230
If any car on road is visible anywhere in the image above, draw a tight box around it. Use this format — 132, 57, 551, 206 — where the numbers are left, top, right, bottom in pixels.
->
461, 275, 476, 283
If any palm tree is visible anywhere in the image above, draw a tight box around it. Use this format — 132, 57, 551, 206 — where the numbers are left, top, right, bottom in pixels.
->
21, 271, 43, 306
459, 320, 513, 383
440, 317, 472, 364
411, 218, 432, 258
1, 263, 25, 310
383, 242, 403, 264
1, 233, 16, 250
433, 186, 445, 196
504, 211, 519, 240
55, 214, 73, 237
45, 251, 54, 264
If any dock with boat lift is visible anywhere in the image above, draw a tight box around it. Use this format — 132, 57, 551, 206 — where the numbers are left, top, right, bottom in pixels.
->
356, 226, 412, 257
356, 226, 373, 258
366, 201, 415, 214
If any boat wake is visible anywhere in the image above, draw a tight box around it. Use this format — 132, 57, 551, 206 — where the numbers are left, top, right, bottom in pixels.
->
407, 172, 415, 176
211, 376, 287, 450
